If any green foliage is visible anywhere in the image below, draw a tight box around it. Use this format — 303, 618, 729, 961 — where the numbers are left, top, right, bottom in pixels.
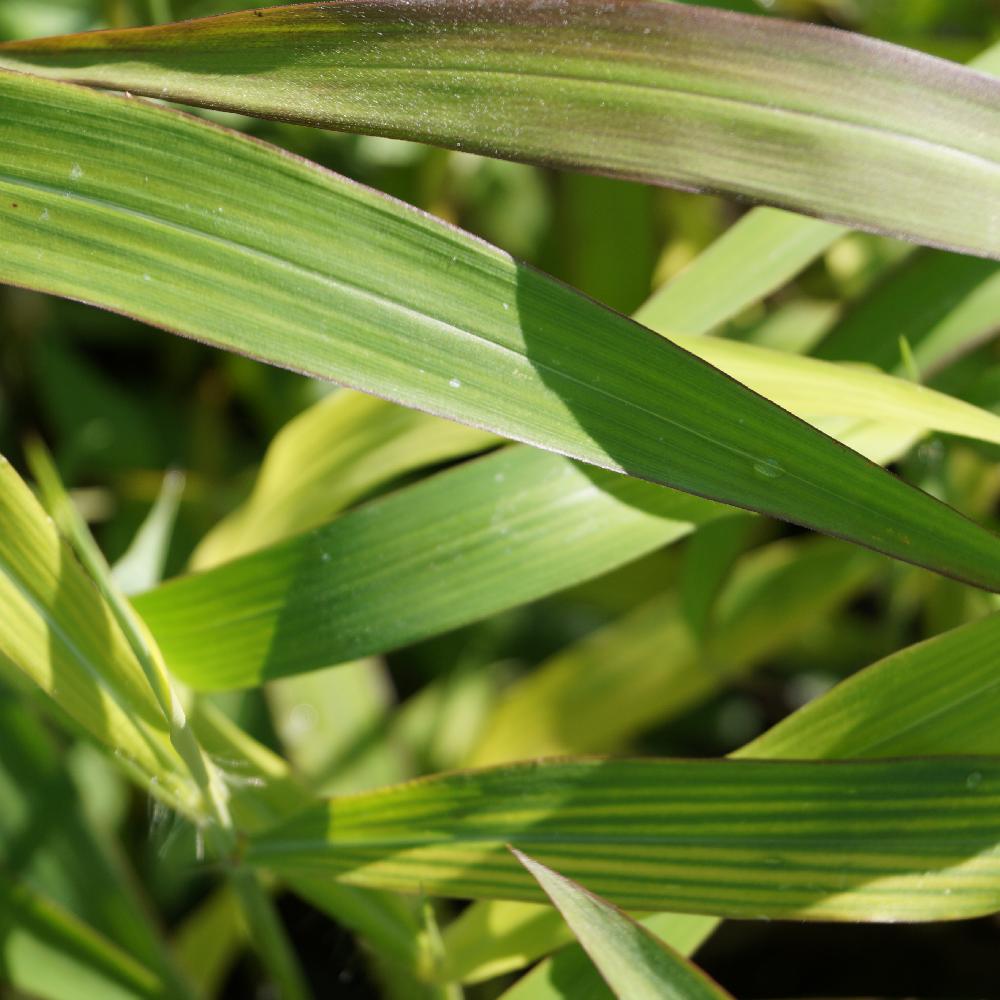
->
0, 1, 999, 998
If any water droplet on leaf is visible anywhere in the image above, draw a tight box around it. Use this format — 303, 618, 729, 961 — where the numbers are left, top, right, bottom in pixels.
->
752, 458, 784, 480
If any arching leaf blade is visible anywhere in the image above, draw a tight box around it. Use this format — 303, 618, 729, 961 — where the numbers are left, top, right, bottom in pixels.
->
4, 2, 1000, 256
1, 72, 999, 590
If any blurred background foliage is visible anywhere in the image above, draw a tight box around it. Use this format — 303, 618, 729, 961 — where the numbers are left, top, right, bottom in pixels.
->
1, 1, 999, 998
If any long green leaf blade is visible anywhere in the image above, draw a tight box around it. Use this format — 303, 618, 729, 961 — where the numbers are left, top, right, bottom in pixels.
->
135, 447, 728, 689
512, 850, 733, 1000
0, 455, 195, 812
135, 337, 1000, 688
1, 73, 999, 590
248, 756, 1000, 922
499, 610, 1000, 999
192, 389, 497, 571
5, 2, 1000, 256
739, 611, 1000, 761
634, 208, 846, 337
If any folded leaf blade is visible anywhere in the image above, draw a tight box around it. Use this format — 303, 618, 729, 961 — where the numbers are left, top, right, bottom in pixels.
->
0, 455, 195, 812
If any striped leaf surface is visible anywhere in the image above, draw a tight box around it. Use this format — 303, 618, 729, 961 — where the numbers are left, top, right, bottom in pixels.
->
5, 2, 1000, 256
135, 334, 1000, 689
1, 72, 1000, 591
739, 611, 1000, 761
248, 756, 1000, 921
499, 610, 1000, 998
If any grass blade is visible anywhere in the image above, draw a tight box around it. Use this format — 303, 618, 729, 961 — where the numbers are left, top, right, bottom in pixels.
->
499, 913, 717, 1000
634, 208, 846, 337
512, 850, 733, 1000
0, 454, 196, 811
135, 447, 729, 689
675, 333, 1000, 451
510, 605, 1000, 996
111, 470, 185, 595
248, 756, 1000, 922
0, 872, 167, 1000
135, 337, 1000, 689
497, 609, 1000, 996
738, 611, 1000, 760
5, 3, 1000, 256
0, 74, 999, 590
192, 390, 497, 571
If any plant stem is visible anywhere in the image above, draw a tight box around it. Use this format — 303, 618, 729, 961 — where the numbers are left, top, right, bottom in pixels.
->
229, 868, 312, 1000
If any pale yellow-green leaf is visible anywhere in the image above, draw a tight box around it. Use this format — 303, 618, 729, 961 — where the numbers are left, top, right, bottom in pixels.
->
192, 390, 496, 571
0, 456, 195, 813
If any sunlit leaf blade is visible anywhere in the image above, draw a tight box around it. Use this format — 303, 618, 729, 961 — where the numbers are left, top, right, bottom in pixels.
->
111, 469, 185, 595
442, 898, 712, 990
634, 208, 846, 337
192, 389, 497, 571
512, 850, 733, 1000
441, 901, 574, 985
0, 456, 195, 812
135, 447, 729, 690
1, 74, 999, 590
670, 333, 1000, 452
248, 756, 1000, 921
738, 611, 1000, 761
468, 536, 881, 765
496, 610, 1000, 998
5, 2, 1000, 257
135, 357, 998, 691
134, 379, 1000, 692
498, 914, 718, 1000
